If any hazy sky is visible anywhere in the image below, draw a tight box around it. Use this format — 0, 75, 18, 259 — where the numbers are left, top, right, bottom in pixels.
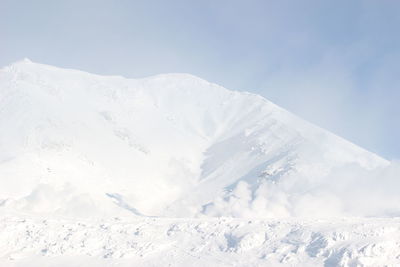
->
1, 0, 399, 159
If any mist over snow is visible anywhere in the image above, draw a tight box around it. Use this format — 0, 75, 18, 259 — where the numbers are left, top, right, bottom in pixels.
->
1, 60, 400, 267
205, 161, 400, 218
0, 60, 398, 220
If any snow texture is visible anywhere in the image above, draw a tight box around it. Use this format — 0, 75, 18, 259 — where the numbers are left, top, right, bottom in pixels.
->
1, 216, 400, 267
0, 60, 399, 266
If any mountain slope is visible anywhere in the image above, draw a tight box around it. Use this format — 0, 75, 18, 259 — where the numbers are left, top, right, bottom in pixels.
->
0, 59, 387, 218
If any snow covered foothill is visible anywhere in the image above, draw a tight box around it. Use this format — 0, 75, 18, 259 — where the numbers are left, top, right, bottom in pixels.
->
1, 59, 400, 266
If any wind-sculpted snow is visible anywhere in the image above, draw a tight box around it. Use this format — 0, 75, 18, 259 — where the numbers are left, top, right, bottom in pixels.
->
1, 215, 400, 267
0, 59, 395, 219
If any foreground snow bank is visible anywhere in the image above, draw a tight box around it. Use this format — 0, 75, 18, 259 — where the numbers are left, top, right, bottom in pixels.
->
1, 215, 400, 267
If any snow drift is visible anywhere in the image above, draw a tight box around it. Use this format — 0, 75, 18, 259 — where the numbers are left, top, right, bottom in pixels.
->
0, 59, 398, 219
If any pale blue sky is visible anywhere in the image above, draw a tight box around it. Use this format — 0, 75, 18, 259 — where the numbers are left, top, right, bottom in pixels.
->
1, 0, 399, 159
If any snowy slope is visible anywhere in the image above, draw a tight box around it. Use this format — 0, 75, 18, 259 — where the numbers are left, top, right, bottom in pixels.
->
0, 59, 389, 219
2, 60, 400, 267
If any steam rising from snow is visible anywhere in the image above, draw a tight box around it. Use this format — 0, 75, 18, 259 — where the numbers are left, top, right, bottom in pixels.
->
205, 161, 400, 218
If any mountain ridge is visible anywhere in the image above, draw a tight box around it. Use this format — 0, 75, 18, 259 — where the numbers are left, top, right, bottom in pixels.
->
0, 60, 388, 219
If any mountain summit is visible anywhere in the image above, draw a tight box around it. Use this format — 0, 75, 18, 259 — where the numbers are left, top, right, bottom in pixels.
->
0, 60, 387, 218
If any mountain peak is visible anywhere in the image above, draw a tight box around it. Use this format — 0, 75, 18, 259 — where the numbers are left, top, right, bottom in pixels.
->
21, 57, 33, 63
4, 58, 56, 75
6, 58, 35, 69
0, 62, 388, 219
12, 57, 33, 65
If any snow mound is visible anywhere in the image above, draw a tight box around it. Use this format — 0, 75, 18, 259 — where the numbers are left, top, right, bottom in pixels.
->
0, 60, 394, 219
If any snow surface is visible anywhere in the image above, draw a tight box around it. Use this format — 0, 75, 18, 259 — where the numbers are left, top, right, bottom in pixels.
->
0, 59, 399, 266
2, 216, 400, 267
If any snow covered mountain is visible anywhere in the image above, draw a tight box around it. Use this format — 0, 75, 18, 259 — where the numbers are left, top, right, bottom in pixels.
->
0, 59, 388, 219
2, 60, 400, 267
